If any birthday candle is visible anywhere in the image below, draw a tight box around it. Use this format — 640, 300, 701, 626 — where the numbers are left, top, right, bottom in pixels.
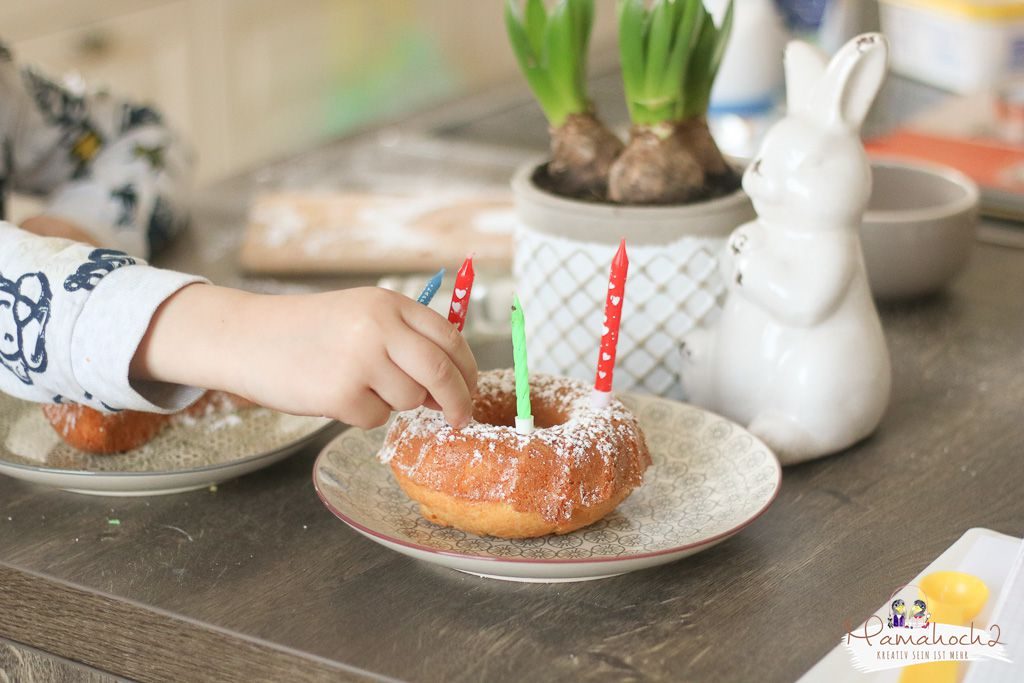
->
510, 294, 533, 435
593, 239, 629, 407
417, 268, 445, 305
447, 256, 475, 331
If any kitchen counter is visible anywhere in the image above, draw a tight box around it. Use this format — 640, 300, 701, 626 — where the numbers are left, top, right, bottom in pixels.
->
1, 74, 1023, 682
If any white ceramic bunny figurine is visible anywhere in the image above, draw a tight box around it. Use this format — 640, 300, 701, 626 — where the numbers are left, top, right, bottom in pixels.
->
681, 33, 892, 465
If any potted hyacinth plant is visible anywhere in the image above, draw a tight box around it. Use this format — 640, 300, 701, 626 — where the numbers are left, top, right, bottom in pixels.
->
503, 0, 623, 198
506, 0, 754, 398
611, 0, 736, 203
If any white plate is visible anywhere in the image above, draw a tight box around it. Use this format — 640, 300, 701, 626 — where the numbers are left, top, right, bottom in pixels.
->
0, 395, 335, 496
314, 393, 781, 582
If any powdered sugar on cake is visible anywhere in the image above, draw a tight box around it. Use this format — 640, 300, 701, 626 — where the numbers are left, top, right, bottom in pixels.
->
380, 369, 650, 522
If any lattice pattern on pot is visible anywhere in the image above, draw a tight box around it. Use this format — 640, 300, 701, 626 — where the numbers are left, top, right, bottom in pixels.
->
515, 227, 727, 399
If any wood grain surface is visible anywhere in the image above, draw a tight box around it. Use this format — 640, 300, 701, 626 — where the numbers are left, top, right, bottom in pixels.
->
1, 242, 1022, 683
0, 637, 122, 682
0, 565, 379, 682
1, 74, 1023, 683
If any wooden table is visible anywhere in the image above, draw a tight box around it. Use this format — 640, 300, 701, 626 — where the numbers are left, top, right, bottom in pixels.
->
2, 74, 1023, 683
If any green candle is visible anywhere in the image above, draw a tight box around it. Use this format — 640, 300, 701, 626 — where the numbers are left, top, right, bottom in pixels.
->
510, 294, 532, 431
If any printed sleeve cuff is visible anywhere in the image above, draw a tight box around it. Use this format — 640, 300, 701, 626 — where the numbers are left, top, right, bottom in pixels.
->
46, 183, 148, 258
70, 265, 208, 412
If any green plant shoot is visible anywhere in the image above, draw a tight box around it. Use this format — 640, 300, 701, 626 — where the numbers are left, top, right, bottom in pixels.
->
505, 0, 596, 127
618, 0, 734, 126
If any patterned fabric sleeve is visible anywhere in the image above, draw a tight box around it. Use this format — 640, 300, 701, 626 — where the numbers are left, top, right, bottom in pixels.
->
0, 222, 207, 412
0, 41, 191, 259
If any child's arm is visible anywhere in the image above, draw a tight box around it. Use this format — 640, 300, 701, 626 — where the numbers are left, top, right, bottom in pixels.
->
131, 285, 477, 429
0, 222, 206, 413
1, 41, 190, 258
0, 223, 476, 428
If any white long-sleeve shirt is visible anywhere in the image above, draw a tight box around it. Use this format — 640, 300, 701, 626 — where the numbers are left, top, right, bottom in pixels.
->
0, 224, 205, 412
0, 42, 204, 412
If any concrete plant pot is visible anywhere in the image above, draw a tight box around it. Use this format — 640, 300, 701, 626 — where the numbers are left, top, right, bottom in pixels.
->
512, 161, 754, 398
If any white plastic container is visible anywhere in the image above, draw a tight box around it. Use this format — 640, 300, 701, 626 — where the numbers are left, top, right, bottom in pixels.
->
708, 0, 787, 111
880, 0, 1024, 93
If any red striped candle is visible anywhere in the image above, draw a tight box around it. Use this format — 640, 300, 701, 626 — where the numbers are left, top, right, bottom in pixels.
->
593, 240, 628, 405
447, 256, 475, 331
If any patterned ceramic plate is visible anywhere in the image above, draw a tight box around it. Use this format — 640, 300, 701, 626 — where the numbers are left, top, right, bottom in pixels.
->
0, 394, 334, 496
314, 393, 781, 582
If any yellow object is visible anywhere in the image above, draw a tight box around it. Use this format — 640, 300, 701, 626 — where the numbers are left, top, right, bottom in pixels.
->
920, 571, 990, 624
71, 131, 102, 162
899, 660, 957, 683
898, 571, 990, 683
899, 659, 958, 683
887, 0, 1024, 21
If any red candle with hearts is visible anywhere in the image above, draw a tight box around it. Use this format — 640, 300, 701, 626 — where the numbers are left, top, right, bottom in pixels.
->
593, 239, 628, 407
447, 256, 475, 331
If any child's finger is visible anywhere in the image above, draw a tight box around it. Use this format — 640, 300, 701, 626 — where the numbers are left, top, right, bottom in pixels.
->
343, 389, 393, 430
372, 361, 429, 412
399, 302, 478, 390
387, 331, 473, 428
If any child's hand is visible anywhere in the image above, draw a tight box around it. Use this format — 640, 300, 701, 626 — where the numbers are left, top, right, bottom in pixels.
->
21, 215, 100, 246
132, 286, 478, 429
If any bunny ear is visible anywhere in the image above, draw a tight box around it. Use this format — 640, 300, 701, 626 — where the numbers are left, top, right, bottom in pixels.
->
784, 40, 828, 115
814, 33, 889, 131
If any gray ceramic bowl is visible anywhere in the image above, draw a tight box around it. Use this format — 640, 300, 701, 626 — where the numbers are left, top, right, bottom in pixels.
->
862, 160, 980, 300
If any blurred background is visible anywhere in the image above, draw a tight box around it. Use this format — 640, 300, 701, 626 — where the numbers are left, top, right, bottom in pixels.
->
4, 0, 1022, 224
3, 0, 891, 184
3, 0, 623, 184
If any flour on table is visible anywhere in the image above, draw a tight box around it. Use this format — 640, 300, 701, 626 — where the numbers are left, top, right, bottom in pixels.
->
473, 208, 517, 235
353, 196, 452, 252
253, 203, 308, 247
300, 230, 344, 256
243, 190, 514, 273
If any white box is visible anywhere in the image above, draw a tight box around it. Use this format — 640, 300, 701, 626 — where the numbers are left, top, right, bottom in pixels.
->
880, 0, 1024, 93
